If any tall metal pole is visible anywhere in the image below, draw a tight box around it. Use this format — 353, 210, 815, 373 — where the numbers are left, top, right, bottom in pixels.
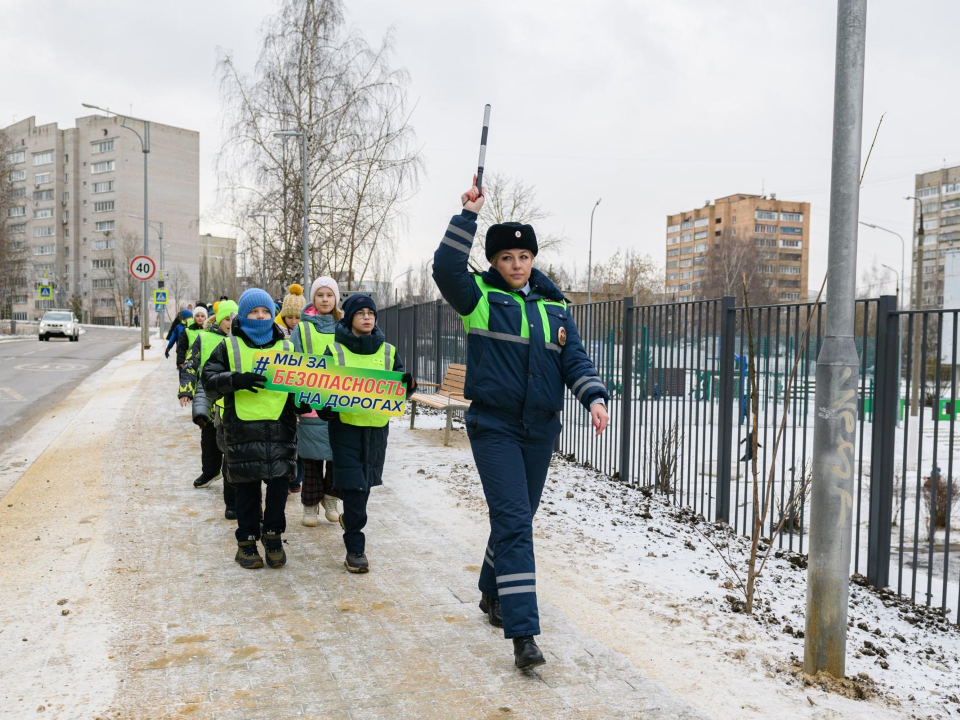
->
157, 221, 164, 339
141, 122, 151, 358
804, 0, 867, 679
586, 198, 601, 346
301, 132, 310, 292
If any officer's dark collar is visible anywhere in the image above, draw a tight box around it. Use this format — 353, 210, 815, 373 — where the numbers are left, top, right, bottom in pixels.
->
480, 266, 567, 303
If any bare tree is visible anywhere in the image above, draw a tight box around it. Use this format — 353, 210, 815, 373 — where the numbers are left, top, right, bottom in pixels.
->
215, 0, 421, 291
590, 248, 663, 304
0, 130, 29, 320
107, 231, 145, 325
471, 172, 567, 266
167, 266, 193, 321
697, 228, 774, 305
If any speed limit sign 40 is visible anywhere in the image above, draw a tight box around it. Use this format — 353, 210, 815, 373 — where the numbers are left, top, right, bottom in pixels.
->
130, 255, 157, 281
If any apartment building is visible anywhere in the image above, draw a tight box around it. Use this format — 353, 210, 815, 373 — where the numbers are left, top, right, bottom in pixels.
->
3, 115, 199, 323
913, 165, 960, 309
664, 193, 811, 303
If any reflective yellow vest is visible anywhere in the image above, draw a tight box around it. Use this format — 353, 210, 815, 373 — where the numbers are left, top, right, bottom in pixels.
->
184, 324, 203, 350
329, 340, 397, 428
298, 320, 336, 356
226, 336, 292, 421
461, 275, 566, 350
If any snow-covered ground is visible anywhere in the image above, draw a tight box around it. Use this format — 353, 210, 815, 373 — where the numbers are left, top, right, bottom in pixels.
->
401, 409, 960, 719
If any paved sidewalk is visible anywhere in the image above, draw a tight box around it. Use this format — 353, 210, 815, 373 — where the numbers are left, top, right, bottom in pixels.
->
1, 351, 708, 719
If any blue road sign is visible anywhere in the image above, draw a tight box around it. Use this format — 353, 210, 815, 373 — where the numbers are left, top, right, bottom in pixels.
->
153, 290, 168, 305
125, 298, 134, 307
38, 285, 53, 300
155, 304, 164, 313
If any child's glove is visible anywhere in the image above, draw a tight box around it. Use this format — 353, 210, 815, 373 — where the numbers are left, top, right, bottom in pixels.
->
401, 372, 417, 393
318, 406, 337, 421
232, 372, 266, 393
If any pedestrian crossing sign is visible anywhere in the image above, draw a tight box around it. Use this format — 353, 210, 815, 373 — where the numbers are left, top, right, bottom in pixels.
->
153, 289, 168, 305
38, 285, 53, 300
155, 304, 164, 313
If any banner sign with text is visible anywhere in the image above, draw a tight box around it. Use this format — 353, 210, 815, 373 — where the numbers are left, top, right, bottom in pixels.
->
252, 350, 406, 417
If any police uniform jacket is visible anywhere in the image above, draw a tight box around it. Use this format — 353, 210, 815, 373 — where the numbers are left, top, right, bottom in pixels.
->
433, 209, 609, 425
201, 319, 303, 484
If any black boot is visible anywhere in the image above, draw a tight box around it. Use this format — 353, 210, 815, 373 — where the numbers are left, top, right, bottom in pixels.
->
262, 532, 286, 568
479, 593, 503, 628
344, 551, 369, 573
235, 537, 263, 569
224, 507, 237, 520
513, 636, 545, 670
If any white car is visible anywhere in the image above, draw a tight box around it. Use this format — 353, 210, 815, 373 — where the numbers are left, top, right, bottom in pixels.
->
38, 310, 80, 342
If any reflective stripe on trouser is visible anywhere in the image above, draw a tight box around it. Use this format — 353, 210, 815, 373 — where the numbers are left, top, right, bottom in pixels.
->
467, 410, 555, 639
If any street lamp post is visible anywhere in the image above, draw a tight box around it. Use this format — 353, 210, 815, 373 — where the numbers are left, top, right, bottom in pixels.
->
83, 102, 150, 360
586, 198, 601, 346
857, 222, 905, 310
393, 267, 414, 305
905, 195, 927, 417
247, 213, 268, 290
131, 215, 164, 337
274, 131, 310, 291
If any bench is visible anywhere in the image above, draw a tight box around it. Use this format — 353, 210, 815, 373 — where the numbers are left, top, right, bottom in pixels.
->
408, 363, 471, 446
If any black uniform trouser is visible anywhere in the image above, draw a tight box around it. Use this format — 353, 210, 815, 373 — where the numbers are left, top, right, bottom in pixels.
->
234, 478, 287, 542
200, 421, 223, 479
466, 405, 561, 639
341, 489, 370, 554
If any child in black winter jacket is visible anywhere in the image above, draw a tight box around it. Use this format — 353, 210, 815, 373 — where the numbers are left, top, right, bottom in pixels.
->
321, 294, 414, 574
202, 288, 307, 569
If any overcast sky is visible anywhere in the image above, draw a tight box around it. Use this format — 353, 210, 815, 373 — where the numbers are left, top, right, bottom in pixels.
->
3, 1, 959, 298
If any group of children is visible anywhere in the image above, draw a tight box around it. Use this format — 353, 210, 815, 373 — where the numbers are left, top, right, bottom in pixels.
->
176, 278, 414, 571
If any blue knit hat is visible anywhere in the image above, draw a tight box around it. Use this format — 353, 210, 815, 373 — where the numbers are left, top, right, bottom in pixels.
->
237, 288, 275, 320
237, 288, 276, 345
342, 293, 377, 323
180, 309, 193, 321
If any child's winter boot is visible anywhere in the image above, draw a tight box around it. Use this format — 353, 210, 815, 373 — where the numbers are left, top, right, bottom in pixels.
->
262, 532, 286, 568
321, 494, 341, 522
235, 537, 263, 569
302, 504, 320, 527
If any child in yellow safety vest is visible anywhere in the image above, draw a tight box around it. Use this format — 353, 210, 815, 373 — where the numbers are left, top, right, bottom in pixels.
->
319, 293, 415, 574
202, 288, 308, 570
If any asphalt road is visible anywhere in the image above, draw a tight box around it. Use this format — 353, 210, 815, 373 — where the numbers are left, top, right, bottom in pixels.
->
0, 327, 141, 449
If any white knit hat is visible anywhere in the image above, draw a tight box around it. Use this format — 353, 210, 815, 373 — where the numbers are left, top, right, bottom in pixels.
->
309, 276, 341, 309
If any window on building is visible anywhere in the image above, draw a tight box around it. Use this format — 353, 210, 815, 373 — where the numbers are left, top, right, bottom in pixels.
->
8, 206, 25, 218
923, 249, 937, 259
92, 180, 114, 194
918, 186, 939, 198
34, 172, 51, 185
32, 151, 54, 166
780, 226, 803, 235
94, 220, 115, 232
33, 245, 55, 256
10, 168, 25, 181
780, 239, 802, 248
92, 278, 114, 289
94, 298, 114, 307
93, 240, 114, 250
780, 252, 802, 262
679, 283, 691, 292
759, 265, 777, 274
667, 273, 678, 281
782, 266, 801, 275
694, 230, 708, 240
92, 259, 115, 269
667, 223, 681, 234
10, 187, 25, 198
759, 252, 778, 260
944, 182, 960, 195
92, 200, 114, 213
681, 233, 692, 243
33, 189, 54, 202
694, 243, 707, 253
666, 248, 680, 257
693, 256, 706, 266
942, 199, 960, 211
681, 220, 693, 230
755, 223, 778, 234
33, 226, 54, 237
755, 210, 778, 221
679, 259, 693, 268
34, 263, 54, 274
91, 160, 115, 174
941, 215, 960, 227
35, 208, 54, 219
754, 237, 777, 247
921, 202, 940, 214
694, 218, 709, 228
7, 150, 25, 164
780, 292, 801, 301
780, 212, 803, 222
92, 139, 115, 154
918, 218, 938, 231
680, 271, 693, 279
8, 223, 26, 234
923, 234, 938, 246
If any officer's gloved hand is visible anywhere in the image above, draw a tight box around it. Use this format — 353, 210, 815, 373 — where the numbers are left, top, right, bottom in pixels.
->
164, 348, 171, 359
401, 372, 417, 393
318, 406, 337, 421
232, 372, 266, 393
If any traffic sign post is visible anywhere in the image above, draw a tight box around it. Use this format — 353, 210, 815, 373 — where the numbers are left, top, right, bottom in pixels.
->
129, 255, 156, 282
153, 289, 168, 305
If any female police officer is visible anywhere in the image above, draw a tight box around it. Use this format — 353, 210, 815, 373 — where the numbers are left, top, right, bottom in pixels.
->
433, 177, 609, 669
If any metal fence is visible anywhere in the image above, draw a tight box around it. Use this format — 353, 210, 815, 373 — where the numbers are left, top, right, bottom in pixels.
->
379, 294, 960, 623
